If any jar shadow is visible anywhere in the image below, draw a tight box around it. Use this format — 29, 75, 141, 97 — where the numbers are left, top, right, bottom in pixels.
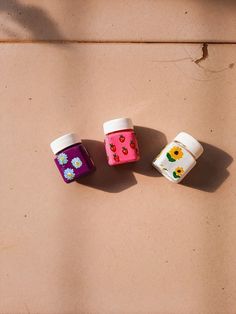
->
77, 126, 167, 192
182, 142, 233, 192
133, 126, 167, 177
77, 139, 137, 193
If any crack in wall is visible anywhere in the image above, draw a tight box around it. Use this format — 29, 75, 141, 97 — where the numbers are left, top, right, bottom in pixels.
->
194, 43, 208, 64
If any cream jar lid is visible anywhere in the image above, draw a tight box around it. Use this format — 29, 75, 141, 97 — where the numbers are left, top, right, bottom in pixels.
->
174, 132, 203, 159
50, 133, 81, 155
103, 118, 133, 135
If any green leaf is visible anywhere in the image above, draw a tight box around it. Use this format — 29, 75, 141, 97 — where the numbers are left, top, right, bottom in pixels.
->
166, 152, 176, 162
173, 171, 180, 179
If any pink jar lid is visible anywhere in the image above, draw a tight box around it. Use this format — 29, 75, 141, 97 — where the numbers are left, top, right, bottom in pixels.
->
103, 118, 133, 135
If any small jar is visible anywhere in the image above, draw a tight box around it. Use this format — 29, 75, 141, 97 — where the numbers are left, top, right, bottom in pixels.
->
152, 132, 203, 183
50, 133, 95, 183
103, 118, 140, 166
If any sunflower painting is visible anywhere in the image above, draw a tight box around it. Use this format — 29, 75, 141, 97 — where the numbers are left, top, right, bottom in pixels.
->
173, 167, 184, 179
166, 146, 183, 162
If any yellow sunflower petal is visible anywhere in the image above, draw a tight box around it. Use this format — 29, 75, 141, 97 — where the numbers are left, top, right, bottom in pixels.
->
169, 146, 183, 160
175, 167, 184, 176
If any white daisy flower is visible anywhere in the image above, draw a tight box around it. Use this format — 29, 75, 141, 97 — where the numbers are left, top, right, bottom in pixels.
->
71, 157, 83, 169
57, 153, 68, 165
64, 168, 75, 180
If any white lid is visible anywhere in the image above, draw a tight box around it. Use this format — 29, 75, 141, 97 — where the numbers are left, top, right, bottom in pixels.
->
103, 118, 133, 135
174, 132, 203, 159
50, 133, 81, 154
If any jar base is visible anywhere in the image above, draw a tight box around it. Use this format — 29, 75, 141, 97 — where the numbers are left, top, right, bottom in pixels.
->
75, 166, 96, 181
152, 162, 181, 183
62, 167, 96, 183
108, 156, 140, 166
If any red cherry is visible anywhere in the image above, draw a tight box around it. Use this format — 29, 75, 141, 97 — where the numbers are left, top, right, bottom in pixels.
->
130, 140, 135, 149
110, 143, 116, 152
119, 135, 125, 143
113, 154, 120, 162
122, 147, 128, 155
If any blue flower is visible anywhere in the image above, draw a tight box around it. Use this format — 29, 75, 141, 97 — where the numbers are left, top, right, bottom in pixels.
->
57, 153, 68, 165
64, 168, 75, 180
71, 157, 83, 169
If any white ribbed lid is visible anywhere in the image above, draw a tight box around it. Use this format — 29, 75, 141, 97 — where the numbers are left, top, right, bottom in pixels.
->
50, 133, 81, 154
103, 118, 133, 135
174, 132, 203, 159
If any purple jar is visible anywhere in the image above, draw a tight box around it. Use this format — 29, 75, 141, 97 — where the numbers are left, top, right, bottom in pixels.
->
50, 133, 95, 183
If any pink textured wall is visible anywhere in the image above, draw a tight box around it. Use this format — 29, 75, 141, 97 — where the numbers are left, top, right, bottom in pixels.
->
1, 2, 236, 314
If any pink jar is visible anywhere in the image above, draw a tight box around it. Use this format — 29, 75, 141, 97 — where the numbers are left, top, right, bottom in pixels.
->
103, 118, 140, 166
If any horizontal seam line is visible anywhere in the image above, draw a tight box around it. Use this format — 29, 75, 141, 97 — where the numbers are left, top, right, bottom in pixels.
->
0, 40, 235, 44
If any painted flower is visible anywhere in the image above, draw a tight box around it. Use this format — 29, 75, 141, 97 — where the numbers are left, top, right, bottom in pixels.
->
57, 153, 68, 165
64, 168, 75, 180
167, 146, 183, 162
173, 167, 184, 179
71, 157, 83, 169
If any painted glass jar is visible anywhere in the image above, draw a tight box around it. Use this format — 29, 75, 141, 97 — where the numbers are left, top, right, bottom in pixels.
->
50, 133, 95, 183
152, 132, 203, 183
103, 118, 140, 166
